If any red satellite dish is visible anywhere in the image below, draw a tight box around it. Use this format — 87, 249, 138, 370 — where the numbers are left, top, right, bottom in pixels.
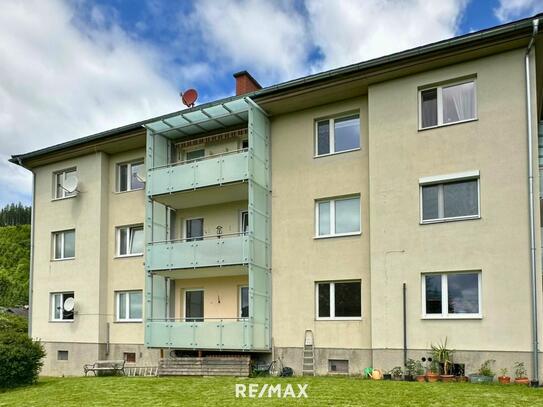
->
180, 89, 198, 107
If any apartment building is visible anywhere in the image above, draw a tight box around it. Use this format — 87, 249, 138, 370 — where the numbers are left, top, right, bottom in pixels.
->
10, 15, 543, 382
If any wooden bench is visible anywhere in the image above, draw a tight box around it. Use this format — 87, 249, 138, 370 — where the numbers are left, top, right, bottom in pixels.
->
84, 360, 125, 376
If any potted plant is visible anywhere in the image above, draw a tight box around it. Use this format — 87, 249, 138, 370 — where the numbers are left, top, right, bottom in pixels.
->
404, 359, 416, 381
513, 362, 529, 385
414, 360, 426, 382
391, 366, 403, 381
456, 364, 468, 382
426, 359, 440, 383
382, 369, 392, 381
431, 338, 455, 382
469, 359, 495, 383
498, 368, 511, 384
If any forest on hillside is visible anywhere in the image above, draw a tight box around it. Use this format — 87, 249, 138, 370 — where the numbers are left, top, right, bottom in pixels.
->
0, 204, 31, 307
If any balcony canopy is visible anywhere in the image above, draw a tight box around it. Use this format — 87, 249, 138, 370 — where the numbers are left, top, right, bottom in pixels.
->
144, 98, 253, 140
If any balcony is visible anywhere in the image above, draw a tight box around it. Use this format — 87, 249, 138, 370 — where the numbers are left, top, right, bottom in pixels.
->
147, 149, 249, 197
146, 233, 249, 272
145, 318, 251, 350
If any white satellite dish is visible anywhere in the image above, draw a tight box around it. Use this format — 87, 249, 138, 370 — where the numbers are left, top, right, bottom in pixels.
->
135, 166, 146, 183
63, 175, 79, 194
63, 297, 75, 312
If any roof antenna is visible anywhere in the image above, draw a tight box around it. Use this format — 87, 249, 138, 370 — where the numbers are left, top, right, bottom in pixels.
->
180, 89, 198, 108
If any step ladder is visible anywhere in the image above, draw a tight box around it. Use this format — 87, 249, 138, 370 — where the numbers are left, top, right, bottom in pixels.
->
302, 330, 315, 376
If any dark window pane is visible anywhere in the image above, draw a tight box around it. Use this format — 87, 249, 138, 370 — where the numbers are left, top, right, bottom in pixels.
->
318, 283, 330, 318
425, 275, 442, 314
317, 121, 330, 155
421, 89, 437, 128
240, 287, 249, 318
186, 219, 204, 241
63, 293, 74, 320
119, 164, 128, 192
242, 139, 249, 149
334, 115, 360, 152
448, 274, 479, 314
334, 282, 361, 317
443, 180, 478, 218
186, 290, 204, 321
186, 149, 205, 161
119, 228, 128, 255
422, 185, 439, 220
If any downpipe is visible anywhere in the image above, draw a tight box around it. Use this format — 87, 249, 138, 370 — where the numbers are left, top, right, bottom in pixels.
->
525, 17, 539, 387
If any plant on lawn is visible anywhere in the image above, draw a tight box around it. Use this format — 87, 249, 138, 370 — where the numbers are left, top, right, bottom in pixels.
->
469, 359, 495, 384
0, 327, 45, 388
390, 366, 403, 381
513, 362, 529, 385
404, 359, 416, 381
426, 358, 440, 383
431, 338, 455, 382
498, 368, 510, 384
414, 360, 426, 382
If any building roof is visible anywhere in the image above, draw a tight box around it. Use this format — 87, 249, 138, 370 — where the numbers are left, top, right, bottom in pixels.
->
10, 13, 542, 167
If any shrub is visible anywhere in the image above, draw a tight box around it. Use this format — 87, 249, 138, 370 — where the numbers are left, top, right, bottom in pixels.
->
0, 328, 45, 388
0, 312, 28, 334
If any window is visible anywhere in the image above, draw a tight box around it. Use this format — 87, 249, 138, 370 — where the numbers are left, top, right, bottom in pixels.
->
241, 139, 249, 149
239, 286, 249, 318
422, 272, 481, 318
186, 218, 204, 241
185, 148, 205, 162
420, 80, 476, 129
316, 281, 361, 320
54, 169, 77, 199
329, 359, 349, 373
57, 350, 69, 361
240, 211, 249, 235
52, 230, 75, 260
51, 292, 74, 321
316, 196, 361, 237
185, 289, 204, 322
124, 352, 136, 363
117, 160, 144, 192
420, 172, 480, 223
116, 291, 143, 321
116, 225, 144, 256
315, 114, 360, 156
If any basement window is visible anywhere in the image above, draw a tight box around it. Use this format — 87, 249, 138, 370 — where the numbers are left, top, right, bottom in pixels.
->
57, 350, 69, 361
329, 359, 348, 373
124, 352, 136, 363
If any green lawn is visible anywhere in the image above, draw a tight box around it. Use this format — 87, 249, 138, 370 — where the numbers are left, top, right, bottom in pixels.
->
0, 376, 542, 406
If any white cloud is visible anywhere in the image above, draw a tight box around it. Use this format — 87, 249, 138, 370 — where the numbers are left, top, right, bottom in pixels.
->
494, 0, 543, 23
306, 0, 468, 71
0, 0, 200, 207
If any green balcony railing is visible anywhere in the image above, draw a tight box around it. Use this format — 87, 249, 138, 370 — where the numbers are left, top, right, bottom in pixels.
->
145, 319, 251, 350
147, 149, 249, 196
146, 234, 249, 271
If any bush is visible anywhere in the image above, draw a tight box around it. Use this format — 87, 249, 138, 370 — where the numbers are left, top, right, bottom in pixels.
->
0, 312, 28, 334
0, 324, 45, 388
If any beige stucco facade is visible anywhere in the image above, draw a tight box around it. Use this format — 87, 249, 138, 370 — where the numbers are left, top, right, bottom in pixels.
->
24, 37, 543, 378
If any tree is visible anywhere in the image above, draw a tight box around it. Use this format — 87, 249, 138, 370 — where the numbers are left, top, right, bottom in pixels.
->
0, 225, 30, 306
0, 203, 31, 227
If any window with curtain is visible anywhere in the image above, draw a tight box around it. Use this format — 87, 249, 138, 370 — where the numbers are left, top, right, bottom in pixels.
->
420, 80, 476, 129
316, 196, 361, 237
116, 291, 143, 321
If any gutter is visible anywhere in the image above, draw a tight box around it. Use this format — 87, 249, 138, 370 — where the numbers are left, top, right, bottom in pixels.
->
525, 17, 539, 387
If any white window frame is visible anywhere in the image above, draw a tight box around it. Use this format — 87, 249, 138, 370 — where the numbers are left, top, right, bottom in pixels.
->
315, 280, 362, 321
116, 225, 144, 257
116, 160, 144, 192
52, 229, 75, 260
315, 195, 361, 238
421, 272, 482, 319
116, 290, 143, 322
419, 170, 480, 224
239, 285, 249, 319
240, 210, 249, 235
314, 114, 361, 157
184, 288, 204, 320
53, 168, 77, 200
50, 292, 74, 321
418, 78, 477, 130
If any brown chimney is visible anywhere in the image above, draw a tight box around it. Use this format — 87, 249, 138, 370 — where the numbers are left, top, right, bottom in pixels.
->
233, 71, 262, 96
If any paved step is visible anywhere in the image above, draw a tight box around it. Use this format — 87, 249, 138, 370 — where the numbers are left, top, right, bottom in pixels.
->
158, 355, 251, 377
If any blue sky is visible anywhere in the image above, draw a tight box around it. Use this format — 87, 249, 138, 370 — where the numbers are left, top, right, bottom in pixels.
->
1, 0, 542, 207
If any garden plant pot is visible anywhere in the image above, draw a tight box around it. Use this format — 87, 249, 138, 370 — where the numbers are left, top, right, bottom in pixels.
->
456, 376, 468, 383
498, 376, 511, 384
383, 374, 392, 381
469, 374, 494, 384
404, 375, 414, 382
515, 377, 529, 385
440, 374, 454, 383
426, 373, 439, 383
392, 376, 403, 381
415, 375, 426, 383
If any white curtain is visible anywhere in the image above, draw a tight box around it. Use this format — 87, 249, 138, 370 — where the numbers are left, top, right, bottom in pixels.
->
442, 82, 475, 123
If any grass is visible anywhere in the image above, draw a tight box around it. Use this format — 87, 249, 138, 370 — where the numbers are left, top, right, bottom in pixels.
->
0, 376, 542, 406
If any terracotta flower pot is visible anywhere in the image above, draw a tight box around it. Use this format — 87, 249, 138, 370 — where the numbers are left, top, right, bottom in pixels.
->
415, 375, 426, 383
426, 372, 439, 383
456, 376, 468, 383
440, 374, 454, 382
498, 376, 511, 384
515, 377, 530, 385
